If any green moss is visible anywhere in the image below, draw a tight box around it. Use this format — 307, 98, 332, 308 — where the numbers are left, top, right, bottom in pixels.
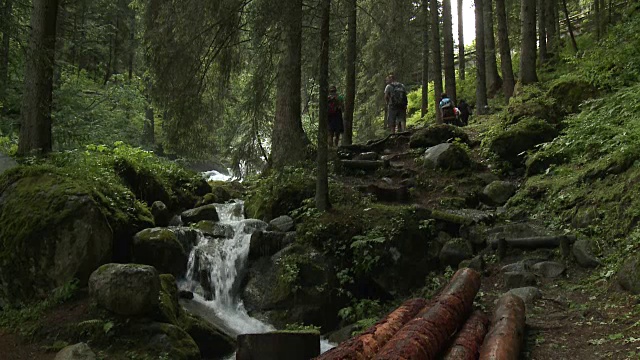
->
430, 209, 473, 226
489, 117, 558, 165
245, 167, 316, 220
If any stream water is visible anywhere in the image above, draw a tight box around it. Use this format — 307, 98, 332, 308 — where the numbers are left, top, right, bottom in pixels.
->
178, 201, 333, 357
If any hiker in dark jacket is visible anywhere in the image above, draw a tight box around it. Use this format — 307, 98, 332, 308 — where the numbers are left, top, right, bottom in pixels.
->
328, 85, 344, 147
384, 74, 408, 133
457, 99, 472, 126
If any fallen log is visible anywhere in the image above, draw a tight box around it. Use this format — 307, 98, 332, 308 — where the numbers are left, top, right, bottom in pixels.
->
489, 234, 575, 250
315, 298, 427, 360
372, 268, 481, 360
478, 293, 526, 360
442, 311, 490, 360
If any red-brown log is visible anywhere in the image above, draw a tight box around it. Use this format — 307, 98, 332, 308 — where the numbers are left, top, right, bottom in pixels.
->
478, 293, 526, 360
442, 311, 490, 360
315, 298, 427, 360
373, 268, 481, 360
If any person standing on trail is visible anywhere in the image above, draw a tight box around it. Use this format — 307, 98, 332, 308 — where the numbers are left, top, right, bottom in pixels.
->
384, 74, 408, 133
457, 99, 471, 126
439, 93, 457, 125
328, 85, 345, 147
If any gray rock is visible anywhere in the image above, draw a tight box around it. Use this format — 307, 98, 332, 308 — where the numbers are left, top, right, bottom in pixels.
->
237, 332, 320, 360
89, 263, 160, 316
0, 153, 17, 176
133, 228, 188, 276
55, 343, 96, 360
268, 215, 295, 232
573, 239, 601, 268
504, 271, 537, 289
195, 220, 234, 238
181, 204, 220, 224
169, 215, 183, 226
248, 230, 294, 260
243, 219, 270, 234
618, 254, 640, 294
532, 261, 566, 278
423, 143, 472, 170
482, 181, 517, 206
439, 238, 473, 268
501, 262, 529, 273
508, 287, 542, 305
151, 201, 171, 227
137, 322, 200, 360
459, 255, 484, 272
327, 324, 358, 344
354, 152, 379, 161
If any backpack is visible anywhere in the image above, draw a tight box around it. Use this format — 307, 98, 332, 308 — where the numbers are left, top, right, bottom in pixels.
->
389, 82, 408, 108
328, 95, 340, 116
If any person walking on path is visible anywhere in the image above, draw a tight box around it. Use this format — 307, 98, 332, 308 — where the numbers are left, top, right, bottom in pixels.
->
457, 99, 472, 126
328, 85, 345, 147
384, 74, 408, 133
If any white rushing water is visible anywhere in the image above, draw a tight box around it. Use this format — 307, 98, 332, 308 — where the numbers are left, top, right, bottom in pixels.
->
180, 200, 334, 355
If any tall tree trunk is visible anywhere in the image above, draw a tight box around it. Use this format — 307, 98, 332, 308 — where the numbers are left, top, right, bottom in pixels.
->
421, 0, 429, 117
599, 0, 606, 33
475, 0, 488, 114
430, 0, 443, 123
0, 0, 13, 110
316, 0, 331, 211
271, 0, 307, 168
443, 0, 457, 104
538, 0, 548, 64
343, 0, 356, 145
562, 0, 578, 53
458, 0, 465, 81
128, 7, 135, 82
594, 0, 601, 38
18, 0, 60, 155
519, 0, 538, 84
545, 0, 557, 57
484, 0, 502, 96
496, 0, 515, 100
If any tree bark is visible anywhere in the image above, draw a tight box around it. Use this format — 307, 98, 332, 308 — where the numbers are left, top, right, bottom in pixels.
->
562, 0, 578, 53
316, 0, 331, 211
594, 0, 601, 38
421, 0, 429, 117
443, 0, 457, 104
484, 0, 502, 96
343, 0, 356, 145
0, 0, 13, 109
496, 0, 515, 100
538, 0, 548, 64
545, 0, 557, 57
519, 0, 538, 85
271, 0, 308, 168
128, 6, 135, 82
430, 0, 443, 123
475, 0, 488, 114
19, 0, 60, 155
457, 0, 465, 81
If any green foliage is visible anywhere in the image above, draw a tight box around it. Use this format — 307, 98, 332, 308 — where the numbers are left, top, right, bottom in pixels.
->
283, 323, 321, 333
350, 230, 387, 275
338, 299, 383, 323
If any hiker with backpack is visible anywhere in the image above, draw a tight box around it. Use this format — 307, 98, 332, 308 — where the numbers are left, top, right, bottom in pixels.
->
439, 93, 458, 125
384, 74, 408, 133
457, 99, 472, 126
328, 85, 344, 147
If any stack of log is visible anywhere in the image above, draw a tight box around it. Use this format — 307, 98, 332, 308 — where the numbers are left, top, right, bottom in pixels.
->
316, 268, 526, 360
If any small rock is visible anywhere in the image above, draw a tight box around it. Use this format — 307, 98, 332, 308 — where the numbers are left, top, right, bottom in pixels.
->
504, 271, 537, 289
267, 215, 295, 232
89, 263, 160, 316
573, 239, 601, 268
439, 239, 473, 268
179, 290, 194, 300
169, 215, 183, 226
482, 181, 517, 206
195, 220, 234, 238
508, 287, 542, 305
423, 143, 472, 170
617, 254, 640, 294
501, 262, 529, 273
532, 261, 565, 278
55, 343, 96, 360
151, 201, 171, 227
459, 255, 484, 272
181, 204, 220, 224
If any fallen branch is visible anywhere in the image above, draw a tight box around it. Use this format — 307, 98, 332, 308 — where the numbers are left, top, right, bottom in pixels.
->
315, 298, 427, 360
478, 293, 526, 360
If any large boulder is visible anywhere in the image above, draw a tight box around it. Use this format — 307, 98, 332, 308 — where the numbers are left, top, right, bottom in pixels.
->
573, 239, 601, 268
89, 263, 160, 316
547, 76, 599, 114
505, 84, 561, 125
482, 181, 517, 206
439, 238, 473, 268
55, 343, 96, 360
0, 169, 113, 306
248, 230, 295, 261
423, 143, 472, 170
114, 157, 172, 207
618, 254, 640, 294
181, 204, 220, 224
133, 322, 201, 360
409, 124, 471, 149
133, 228, 189, 276
268, 215, 295, 232
489, 118, 558, 166
151, 201, 171, 227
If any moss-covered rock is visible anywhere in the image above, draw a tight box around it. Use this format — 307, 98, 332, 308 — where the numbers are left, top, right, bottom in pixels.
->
547, 76, 599, 114
481, 181, 517, 206
134, 322, 201, 360
0, 167, 113, 306
88, 263, 160, 316
198, 181, 244, 206
489, 118, 558, 166
114, 157, 173, 207
618, 254, 640, 294
525, 151, 567, 177
245, 168, 316, 221
133, 228, 188, 277
423, 143, 472, 170
505, 84, 561, 125
409, 124, 471, 149
181, 204, 220, 224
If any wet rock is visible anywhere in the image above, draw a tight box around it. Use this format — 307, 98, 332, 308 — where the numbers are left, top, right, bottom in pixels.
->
195, 220, 234, 238
151, 201, 171, 227
481, 181, 517, 206
423, 143, 472, 170
508, 287, 542, 305
169, 215, 183, 226
268, 215, 295, 232
248, 230, 294, 260
439, 238, 473, 268
532, 261, 565, 278
179, 290, 194, 300
181, 204, 220, 224
237, 332, 320, 360
55, 343, 96, 360
133, 228, 188, 277
573, 239, 601, 268
89, 263, 160, 316
504, 271, 537, 289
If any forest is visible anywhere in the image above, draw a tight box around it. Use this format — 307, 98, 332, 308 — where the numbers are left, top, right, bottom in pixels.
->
2, 0, 640, 359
